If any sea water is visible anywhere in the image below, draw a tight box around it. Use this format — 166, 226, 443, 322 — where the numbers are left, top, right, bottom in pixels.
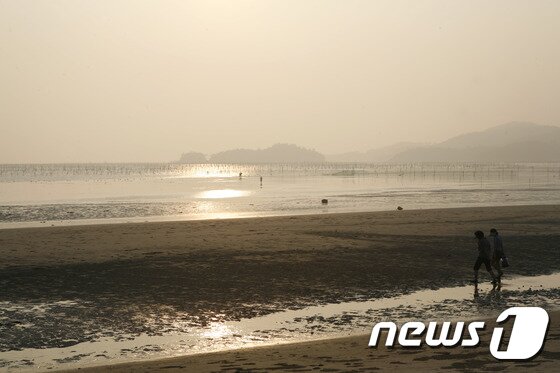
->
1, 162, 560, 228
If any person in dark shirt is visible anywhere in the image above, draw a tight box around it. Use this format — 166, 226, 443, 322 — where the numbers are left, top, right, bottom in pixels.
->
489, 228, 505, 282
473, 230, 497, 284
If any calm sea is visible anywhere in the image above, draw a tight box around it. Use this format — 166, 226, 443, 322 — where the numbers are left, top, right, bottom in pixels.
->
1, 162, 560, 228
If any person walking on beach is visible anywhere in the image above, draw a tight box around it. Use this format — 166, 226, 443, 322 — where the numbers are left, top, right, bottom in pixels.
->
489, 228, 505, 282
473, 230, 497, 285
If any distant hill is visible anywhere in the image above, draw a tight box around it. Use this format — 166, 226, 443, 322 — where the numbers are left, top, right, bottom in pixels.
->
178, 144, 325, 163
438, 122, 560, 148
326, 142, 426, 162
178, 152, 207, 163
177, 122, 560, 164
390, 122, 560, 162
210, 144, 324, 163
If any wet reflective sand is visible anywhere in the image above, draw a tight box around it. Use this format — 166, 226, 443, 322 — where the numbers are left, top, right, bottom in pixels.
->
2, 273, 559, 371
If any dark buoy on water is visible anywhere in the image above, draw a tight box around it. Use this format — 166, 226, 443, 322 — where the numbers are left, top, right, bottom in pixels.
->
322, 199, 328, 204
397, 206, 403, 210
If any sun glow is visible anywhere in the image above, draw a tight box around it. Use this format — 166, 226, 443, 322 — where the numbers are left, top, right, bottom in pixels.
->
197, 189, 249, 199
201, 323, 235, 339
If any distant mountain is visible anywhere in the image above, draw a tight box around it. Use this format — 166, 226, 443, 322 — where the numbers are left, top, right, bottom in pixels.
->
210, 144, 324, 163
326, 142, 427, 162
439, 121, 560, 148
180, 144, 325, 163
178, 122, 560, 164
390, 122, 560, 162
178, 152, 207, 163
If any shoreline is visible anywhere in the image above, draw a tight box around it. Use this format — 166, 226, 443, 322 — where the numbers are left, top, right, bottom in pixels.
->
6, 271, 560, 372
2, 201, 560, 231
67, 309, 560, 372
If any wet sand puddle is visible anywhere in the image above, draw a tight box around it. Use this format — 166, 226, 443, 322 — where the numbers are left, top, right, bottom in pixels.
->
1, 272, 559, 371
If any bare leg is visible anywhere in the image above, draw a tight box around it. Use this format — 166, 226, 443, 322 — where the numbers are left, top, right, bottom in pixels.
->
491, 257, 503, 281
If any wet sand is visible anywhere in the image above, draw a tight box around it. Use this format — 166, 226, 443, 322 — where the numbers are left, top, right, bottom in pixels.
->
71, 310, 560, 372
1, 205, 560, 369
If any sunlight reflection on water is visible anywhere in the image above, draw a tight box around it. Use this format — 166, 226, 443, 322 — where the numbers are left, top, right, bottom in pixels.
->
197, 189, 250, 199
2, 163, 560, 227
202, 323, 236, 339
1, 273, 559, 371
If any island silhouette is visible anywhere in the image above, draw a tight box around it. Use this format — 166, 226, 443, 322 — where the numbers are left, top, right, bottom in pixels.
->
179, 143, 324, 163
180, 122, 560, 163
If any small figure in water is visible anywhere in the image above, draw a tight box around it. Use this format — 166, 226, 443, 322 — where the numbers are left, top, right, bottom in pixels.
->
489, 228, 505, 283
473, 230, 497, 286
260, 176, 263, 187
239, 172, 242, 180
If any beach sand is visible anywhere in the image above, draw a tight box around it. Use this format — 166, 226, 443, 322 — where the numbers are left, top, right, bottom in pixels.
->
70, 310, 560, 372
2, 205, 560, 370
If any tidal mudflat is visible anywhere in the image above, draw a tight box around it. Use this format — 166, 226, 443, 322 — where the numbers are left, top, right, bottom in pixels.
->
1, 205, 560, 370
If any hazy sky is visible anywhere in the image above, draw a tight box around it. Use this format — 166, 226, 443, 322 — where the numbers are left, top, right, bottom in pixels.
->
2, 0, 560, 163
